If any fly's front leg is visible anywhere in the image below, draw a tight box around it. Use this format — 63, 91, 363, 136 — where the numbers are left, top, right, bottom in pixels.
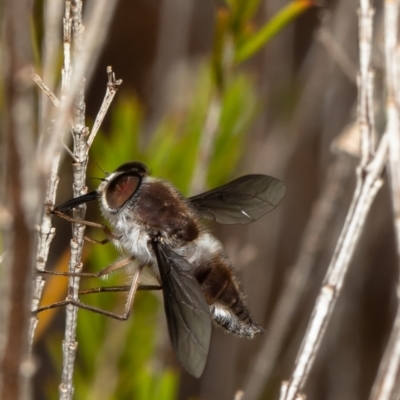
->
52, 209, 117, 244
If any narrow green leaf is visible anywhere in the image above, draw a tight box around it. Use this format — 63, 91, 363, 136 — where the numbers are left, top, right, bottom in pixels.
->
234, 0, 313, 64
232, 0, 262, 26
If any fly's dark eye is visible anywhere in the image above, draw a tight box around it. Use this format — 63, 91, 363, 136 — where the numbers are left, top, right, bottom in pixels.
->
106, 174, 140, 210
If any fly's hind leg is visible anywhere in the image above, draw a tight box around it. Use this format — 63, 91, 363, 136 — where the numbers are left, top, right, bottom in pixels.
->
38, 256, 136, 279
78, 284, 162, 296
34, 265, 145, 321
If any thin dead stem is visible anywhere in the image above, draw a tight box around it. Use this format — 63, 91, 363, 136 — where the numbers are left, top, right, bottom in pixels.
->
87, 67, 122, 147
279, 1, 384, 398
30, 1, 120, 399
41, 0, 119, 174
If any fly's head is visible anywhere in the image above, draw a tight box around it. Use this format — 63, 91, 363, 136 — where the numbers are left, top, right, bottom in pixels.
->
98, 162, 149, 217
53, 162, 149, 217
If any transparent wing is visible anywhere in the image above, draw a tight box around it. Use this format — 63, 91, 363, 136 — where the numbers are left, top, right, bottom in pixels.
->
151, 240, 211, 378
189, 174, 286, 224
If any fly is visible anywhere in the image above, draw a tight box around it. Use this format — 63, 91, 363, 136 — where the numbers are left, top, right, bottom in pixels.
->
37, 161, 286, 378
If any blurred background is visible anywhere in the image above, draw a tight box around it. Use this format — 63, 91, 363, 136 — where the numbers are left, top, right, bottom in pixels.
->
32, 0, 397, 399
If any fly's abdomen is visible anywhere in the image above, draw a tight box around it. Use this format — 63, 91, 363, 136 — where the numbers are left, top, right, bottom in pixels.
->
194, 257, 264, 338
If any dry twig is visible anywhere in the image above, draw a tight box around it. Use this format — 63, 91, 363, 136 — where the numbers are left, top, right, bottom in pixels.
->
279, 1, 386, 398
30, 1, 120, 399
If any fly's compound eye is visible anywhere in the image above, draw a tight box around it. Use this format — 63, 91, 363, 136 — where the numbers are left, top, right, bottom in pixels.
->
106, 173, 141, 211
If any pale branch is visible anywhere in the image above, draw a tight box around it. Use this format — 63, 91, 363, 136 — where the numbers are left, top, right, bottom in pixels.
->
36, 2, 119, 398
30, 0, 64, 357
59, 2, 76, 399
279, 1, 382, 398
34, 63, 122, 399
30, 156, 59, 348
87, 66, 122, 147
32, 72, 61, 108
32, 71, 80, 160
41, 0, 119, 174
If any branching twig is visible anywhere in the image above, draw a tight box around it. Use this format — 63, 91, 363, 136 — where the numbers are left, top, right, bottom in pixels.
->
279, 1, 383, 398
32, 72, 61, 108
30, 0, 120, 397
41, 0, 119, 173
87, 67, 122, 147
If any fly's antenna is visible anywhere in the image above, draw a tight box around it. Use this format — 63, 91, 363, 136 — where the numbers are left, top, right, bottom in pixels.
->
88, 177, 106, 182
96, 162, 109, 176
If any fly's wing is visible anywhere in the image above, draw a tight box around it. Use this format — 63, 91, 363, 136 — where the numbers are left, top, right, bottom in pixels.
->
151, 240, 211, 378
54, 191, 100, 214
189, 174, 286, 224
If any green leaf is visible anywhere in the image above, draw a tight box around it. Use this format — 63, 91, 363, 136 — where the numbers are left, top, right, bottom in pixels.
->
236, 0, 262, 26
234, 0, 313, 64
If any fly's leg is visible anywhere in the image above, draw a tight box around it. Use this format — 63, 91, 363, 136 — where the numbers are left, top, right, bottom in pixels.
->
38, 256, 135, 278
34, 299, 130, 321
78, 284, 162, 296
52, 209, 117, 244
34, 266, 144, 320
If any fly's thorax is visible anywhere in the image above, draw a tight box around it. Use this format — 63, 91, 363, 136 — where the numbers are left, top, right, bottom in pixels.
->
97, 173, 219, 270
132, 177, 201, 242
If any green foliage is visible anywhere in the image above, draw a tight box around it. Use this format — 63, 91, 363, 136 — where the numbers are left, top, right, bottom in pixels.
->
212, 1, 313, 88
234, 1, 313, 64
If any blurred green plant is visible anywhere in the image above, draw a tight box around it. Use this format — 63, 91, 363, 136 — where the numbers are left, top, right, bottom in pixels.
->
212, 0, 313, 87
234, 0, 313, 64
41, 2, 312, 399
